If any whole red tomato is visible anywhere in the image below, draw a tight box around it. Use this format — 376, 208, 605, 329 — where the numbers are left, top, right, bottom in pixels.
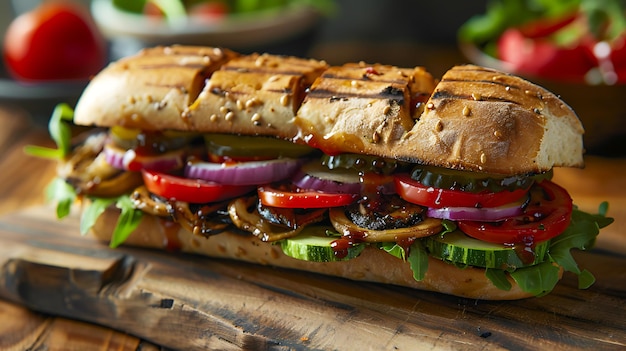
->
3, 1, 107, 81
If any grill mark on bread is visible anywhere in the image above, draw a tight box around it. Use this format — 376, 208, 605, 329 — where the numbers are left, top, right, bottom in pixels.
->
447, 65, 499, 74
124, 49, 238, 114
430, 90, 521, 105
134, 63, 210, 70
222, 66, 318, 77
441, 77, 521, 91
320, 72, 410, 85
307, 89, 404, 104
209, 87, 293, 97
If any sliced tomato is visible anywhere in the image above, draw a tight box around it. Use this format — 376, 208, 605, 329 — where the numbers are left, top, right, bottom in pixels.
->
258, 185, 358, 209
458, 180, 573, 245
141, 169, 254, 203
394, 173, 528, 209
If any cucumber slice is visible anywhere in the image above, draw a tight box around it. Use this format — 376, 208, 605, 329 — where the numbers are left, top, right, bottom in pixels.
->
423, 231, 550, 269
410, 165, 552, 193
280, 226, 365, 262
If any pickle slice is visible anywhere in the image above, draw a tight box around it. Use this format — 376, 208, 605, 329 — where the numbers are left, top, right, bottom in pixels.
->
321, 153, 407, 174
204, 133, 315, 159
410, 165, 552, 193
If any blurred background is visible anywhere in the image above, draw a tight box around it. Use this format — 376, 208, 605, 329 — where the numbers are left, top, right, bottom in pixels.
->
1, 0, 625, 155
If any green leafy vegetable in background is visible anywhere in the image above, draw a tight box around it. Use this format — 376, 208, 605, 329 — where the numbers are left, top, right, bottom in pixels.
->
113, 0, 336, 18
459, 0, 626, 47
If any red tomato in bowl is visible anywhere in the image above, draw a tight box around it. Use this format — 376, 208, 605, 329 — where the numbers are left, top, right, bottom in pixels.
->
497, 28, 596, 83
189, 2, 229, 22
3, 2, 107, 81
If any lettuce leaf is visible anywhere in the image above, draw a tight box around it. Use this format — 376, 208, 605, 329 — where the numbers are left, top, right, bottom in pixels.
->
485, 268, 512, 291
407, 241, 429, 281
45, 177, 77, 219
490, 204, 612, 296
547, 203, 613, 286
80, 197, 117, 235
381, 220, 457, 281
45, 177, 143, 249
110, 195, 143, 248
509, 261, 561, 297
79, 194, 143, 248
380, 241, 407, 260
24, 103, 74, 159
388, 203, 613, 297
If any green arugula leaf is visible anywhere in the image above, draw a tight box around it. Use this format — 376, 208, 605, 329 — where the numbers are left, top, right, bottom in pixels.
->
547, 204, 613, 288
79, 194, 145, 248
110, 195, 143, 248
578, 269, 596, 289
407, 241, 429, 281
485, 268, 512, 291
508, 203, 612, 295
380, 242, 406, 260
510, 261, 561, 297
439, 219, 458, 236
395, 201, 613, 295
45, 178, 77, 219
24, 103, 74, 159
80, 197, 117, 235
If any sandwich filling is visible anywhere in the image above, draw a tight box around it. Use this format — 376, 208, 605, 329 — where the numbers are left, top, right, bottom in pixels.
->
33, 103, 613, 297
29, 47, 611, 298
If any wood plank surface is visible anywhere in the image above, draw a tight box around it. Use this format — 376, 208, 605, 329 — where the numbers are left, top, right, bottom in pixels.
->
0, 106, 160, 350
0, 205, 624, 351
1, 75, 625, 350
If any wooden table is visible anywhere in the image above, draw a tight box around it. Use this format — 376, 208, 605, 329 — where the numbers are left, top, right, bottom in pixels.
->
0, 100, 625, 350
0, 106, 161, 350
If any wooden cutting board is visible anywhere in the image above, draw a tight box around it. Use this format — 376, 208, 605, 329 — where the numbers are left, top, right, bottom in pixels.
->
0, 206, 624, 351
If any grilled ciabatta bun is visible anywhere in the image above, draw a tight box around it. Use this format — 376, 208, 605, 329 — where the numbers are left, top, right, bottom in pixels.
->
74, 45, 584, 175
65, 45, 587, 300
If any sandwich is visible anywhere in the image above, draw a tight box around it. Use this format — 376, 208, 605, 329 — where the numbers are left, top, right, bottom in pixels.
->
31, 45, 613, 300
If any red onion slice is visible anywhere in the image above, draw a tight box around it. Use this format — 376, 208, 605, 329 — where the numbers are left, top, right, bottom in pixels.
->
104, 143, 184, 172
291, 170, 361, 194
185, 158, 301, 185
291, 161, 362, 194
426, 197, 526, 222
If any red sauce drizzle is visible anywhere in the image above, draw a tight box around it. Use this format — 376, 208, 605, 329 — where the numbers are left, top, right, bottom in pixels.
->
160, 219, 182, 252
331, 238, 353, 259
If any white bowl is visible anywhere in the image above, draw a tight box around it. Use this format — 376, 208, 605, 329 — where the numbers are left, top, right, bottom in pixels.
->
91, 0, 321, 50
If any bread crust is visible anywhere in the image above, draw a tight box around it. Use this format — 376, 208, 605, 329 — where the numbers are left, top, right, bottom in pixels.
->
297, 64, 584, 174
91, 206, 544, 300
399, 65, 585, 173
190, 53, 329, 139
74, 46, 584, 174
74, 46, 239, 131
